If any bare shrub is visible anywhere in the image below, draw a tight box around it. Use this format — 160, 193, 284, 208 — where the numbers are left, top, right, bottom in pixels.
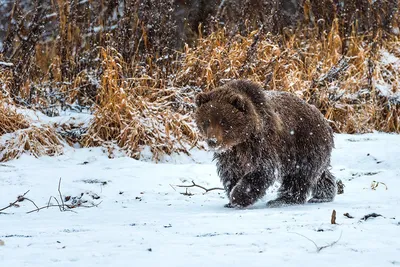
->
306, 0, 399, 38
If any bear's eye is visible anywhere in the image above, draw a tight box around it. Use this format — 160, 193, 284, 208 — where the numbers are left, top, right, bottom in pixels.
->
203, 119, 210, 129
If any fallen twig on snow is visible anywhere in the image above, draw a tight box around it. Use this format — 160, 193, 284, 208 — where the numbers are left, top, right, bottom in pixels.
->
0, 178, 101, 214
359, 213, 383, 222
174, 181, 224, 195
26, 201, 102, 214
290, 231, 343, 253
371, 180, 388, 190
343, 213, 354, 219
180, 188, 194, 196
27, 204, 76, 214
0, 190, 31, 213
58, 178, 66, 211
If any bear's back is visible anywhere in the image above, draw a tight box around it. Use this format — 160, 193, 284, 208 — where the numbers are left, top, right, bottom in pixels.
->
262, 90, 334, 155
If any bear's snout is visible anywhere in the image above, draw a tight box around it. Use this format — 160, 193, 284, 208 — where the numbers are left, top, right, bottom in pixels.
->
206, 138, 218, 148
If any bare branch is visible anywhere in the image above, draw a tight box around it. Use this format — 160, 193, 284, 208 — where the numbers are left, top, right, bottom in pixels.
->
0, 180, 101, 215
50, 195, 63, 212
359, 213, 383, 222
175, 181, 224, 194
26, 205, 77, 214
317, 231, 342, 252
23, 197, 39, 211
371, 180, 388, 190
180, 188, 194, 196
80, 201, 103, 208
343, 212, 354, 219
239, 24, 265, 76
26, 198, 102, 214
289, 231, 343, 253
58, 178, 66, 211
0, 190, 30, 212
169, 184, 177, 191
289, 232, 319, 250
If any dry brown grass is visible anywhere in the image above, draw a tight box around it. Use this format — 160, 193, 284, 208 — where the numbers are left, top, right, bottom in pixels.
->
1, 14, 399, 162
81, 47, 199, 160
0, 102, 29, 135
175, 23, 400, 133
0, 81, 65, 161
0, 125, 64, 162
0, 58, 13, 101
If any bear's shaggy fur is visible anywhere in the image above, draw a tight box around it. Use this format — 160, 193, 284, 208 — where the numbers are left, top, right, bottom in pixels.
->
195, 80, 336, 208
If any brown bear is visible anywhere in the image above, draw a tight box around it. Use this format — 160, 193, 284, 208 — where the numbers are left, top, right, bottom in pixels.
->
194, 80, 336, 208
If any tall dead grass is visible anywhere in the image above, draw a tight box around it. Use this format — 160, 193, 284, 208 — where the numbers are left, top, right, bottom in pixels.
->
175, 23, 400, 133
81, 47, 199, 160
1, 9, 400, 162
0, 80, 65, 161
0, 125, 64, 162
0, 103, 29, 135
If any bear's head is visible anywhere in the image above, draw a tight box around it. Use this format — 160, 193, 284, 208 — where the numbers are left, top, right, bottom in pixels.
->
194, 88, 262, 152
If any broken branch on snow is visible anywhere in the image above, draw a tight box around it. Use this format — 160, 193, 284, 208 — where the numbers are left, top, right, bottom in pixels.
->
290, 231, 343, 253
0, 178, 101, 214
359, 213, 383, 222
0, 190, 31, 213
343, 212, 354, 219
174, 181, 224, 195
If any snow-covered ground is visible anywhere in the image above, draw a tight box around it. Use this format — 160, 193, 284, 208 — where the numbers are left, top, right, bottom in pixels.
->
0, 133, 399, 267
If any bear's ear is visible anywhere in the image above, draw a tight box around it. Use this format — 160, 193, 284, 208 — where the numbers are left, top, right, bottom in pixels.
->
195, 92, 212, 107
230, 95, 247, 112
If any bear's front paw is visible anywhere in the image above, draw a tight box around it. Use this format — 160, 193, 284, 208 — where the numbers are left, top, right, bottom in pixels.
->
230, 188, 254, 208
224, 203, 235, 208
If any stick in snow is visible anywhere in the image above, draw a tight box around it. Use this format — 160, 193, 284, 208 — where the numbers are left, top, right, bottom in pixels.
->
174, 181, 224, 194
0, 179, 101, 214
331, 209, 337, 224
289, 231, 343, 253
0, 190, 31, 213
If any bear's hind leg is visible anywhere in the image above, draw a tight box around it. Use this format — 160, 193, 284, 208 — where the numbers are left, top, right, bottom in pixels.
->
308, 169, 336, 203
229, 170, 273, 208
267, 174, 311, 208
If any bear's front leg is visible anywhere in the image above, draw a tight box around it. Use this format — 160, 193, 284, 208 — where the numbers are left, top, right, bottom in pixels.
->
229, 170, 273, 208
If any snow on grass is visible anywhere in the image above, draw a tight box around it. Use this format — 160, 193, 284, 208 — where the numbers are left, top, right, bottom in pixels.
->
374, 80, 392, 97
0, 133, 400, 266
380, 49, 400, 66
0, 61, 13, 67
13, 106, 93, 128
373, 49, 400, 104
